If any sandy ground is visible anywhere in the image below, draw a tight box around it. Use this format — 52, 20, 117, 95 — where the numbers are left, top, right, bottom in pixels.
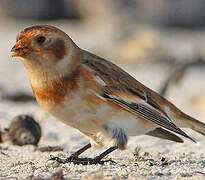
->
1, 18, 205, 179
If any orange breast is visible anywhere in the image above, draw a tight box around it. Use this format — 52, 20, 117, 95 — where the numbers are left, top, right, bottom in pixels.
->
31, 65, 100, 106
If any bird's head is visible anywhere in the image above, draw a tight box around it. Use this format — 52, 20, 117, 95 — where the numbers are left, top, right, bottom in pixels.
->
11, 25, 80, 74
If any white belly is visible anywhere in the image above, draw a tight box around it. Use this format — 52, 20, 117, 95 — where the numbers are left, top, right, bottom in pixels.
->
40, 91, 157, 147
47, 95, 156, 134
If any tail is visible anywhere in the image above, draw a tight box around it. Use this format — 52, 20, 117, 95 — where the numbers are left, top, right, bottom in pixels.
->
182, 113, 205, 136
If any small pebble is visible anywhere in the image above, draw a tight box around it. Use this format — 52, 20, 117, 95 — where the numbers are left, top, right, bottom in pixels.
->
6, 115, 41, 146
46, 159, 60, 168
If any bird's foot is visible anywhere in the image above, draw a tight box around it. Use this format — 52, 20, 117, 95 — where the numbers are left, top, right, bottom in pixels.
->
49, 154, 116, 165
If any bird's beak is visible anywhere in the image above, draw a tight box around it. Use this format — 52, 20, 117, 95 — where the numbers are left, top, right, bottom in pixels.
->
11, 40, 29, 57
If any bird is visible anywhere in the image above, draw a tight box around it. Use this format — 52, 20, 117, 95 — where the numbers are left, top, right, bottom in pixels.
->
11, 25, 205, 165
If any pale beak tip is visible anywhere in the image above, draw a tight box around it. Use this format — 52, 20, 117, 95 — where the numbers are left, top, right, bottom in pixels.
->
11, 52, 17, 57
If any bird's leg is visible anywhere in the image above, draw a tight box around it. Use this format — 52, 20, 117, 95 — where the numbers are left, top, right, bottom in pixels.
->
69, 143, 91, 159
50, 143, 91, 163
50, 145, 118, 165
73, 146, 118, 165
91, 146, 118, 163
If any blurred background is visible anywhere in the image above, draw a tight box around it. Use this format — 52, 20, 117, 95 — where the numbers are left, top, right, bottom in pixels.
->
1, 1, 205, 179
0, 0, 205, 146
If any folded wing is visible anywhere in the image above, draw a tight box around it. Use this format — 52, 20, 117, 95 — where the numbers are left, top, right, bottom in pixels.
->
81, 51, 196, 143
101, 92, 196, 143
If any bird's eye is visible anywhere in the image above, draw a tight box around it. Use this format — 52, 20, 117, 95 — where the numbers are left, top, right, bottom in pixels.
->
36, 36, 46, 44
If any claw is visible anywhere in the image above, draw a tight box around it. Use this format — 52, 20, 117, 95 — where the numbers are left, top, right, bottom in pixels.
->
49, 155, 116, 165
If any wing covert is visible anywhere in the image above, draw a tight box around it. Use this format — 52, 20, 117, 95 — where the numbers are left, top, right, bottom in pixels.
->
101, 92, 196, 143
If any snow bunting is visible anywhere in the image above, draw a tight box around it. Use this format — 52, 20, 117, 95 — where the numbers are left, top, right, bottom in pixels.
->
11, 25, 205, 164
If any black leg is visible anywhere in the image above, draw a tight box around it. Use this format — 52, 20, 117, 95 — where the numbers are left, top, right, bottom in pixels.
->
50, 145, 118, 165
69, 146, 118, 165
71, 143, 91, 157
49, 143, 91, 163
94, 146, 118, 162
